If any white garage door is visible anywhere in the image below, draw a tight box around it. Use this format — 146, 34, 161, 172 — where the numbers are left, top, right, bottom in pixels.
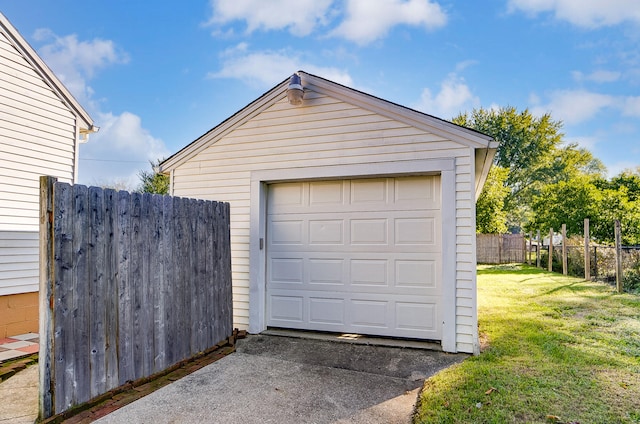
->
266, 176, 442, 340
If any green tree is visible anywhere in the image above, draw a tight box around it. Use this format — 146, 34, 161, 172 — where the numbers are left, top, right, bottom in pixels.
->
476, 166, 509, 233
529, 175, 602, 237
137, 158, 169, 195
605, 167, 640, 202
453, 107, 565, 231
592, 186, 640, 245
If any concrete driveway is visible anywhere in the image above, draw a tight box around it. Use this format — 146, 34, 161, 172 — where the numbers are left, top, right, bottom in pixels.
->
95, 334, 466, 424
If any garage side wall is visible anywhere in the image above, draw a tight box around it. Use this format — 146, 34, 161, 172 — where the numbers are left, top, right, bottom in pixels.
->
171, 91, 478, 353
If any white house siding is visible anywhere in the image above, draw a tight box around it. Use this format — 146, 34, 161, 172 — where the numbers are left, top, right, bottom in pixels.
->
0, 27, 77, 295
171, 91, 478, 351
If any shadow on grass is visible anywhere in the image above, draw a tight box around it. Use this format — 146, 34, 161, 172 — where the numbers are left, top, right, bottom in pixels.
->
478, 264, 547, 276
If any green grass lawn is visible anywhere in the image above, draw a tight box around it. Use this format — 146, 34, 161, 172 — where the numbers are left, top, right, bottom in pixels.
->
413, 264, 640, 424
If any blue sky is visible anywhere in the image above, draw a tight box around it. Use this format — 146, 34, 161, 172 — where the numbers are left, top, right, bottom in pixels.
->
3, 0, 640, 187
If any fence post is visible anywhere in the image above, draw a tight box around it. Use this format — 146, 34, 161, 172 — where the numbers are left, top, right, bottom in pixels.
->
548, 228, 554, 272
536, 230, 541, 268
615, 220, 623, 293
562, 224, 567, 275
584, 219, 590, 280
39, 176, 56, 420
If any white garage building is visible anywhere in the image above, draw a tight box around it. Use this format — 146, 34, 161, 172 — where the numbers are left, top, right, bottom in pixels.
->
160, 71, 496, 354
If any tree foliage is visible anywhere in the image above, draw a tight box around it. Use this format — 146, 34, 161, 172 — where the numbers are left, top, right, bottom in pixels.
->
476, 166, 509, 233
455, 106, 636, 242
137, 159, 169, 195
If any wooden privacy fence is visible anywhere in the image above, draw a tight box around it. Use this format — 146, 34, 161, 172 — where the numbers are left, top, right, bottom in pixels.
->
39, 176, 233, 419
477, 233, 525, 264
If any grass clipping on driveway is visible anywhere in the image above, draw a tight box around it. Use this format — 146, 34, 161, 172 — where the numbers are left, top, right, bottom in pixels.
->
413, 264, 640, 424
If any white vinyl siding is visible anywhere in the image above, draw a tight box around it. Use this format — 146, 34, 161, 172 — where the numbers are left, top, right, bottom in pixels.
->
171, 91, 478, 352
0, 231, 38, 295
0, 27, 78, 295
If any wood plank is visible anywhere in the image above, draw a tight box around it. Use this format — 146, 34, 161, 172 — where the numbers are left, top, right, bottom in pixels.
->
103, 188, 119, 390
72, 184, 91, 404
140, 193, 153, 377
221, 202, 233, 338
38, 176, 56, 419
88, 186, 107, 398
209, 201, 219, 344
151, 194, 166, 372
189, 199, 199, 353
53, 181, 75, 413
163, 195, 175, 366
116, 190, 133, 385
129, 192, 143, 380
195, 199, 207, 351
175, 196, 190, 361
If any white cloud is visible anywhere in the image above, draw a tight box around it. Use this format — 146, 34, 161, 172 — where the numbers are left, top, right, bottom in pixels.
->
208, 45, 353, 87
414, 73, 479, 119
530, 89, 615, 124
33, 29, 128, 105
507, 0, 640, 28
35, 30, 168, 188
207, 0, 333, 36
572, 70, 622, 83
531, 89, 640, 124
607, 160, 640, 178
79, 112, 170, 188
622, 96, 640, 117
331, 0, 447, 45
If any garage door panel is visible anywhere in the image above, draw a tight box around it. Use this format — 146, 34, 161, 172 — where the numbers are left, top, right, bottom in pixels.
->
270, 296, 304, 322
396, 302, 437, 332
309, 219, 343, 244
309, 259, 345, 285
269, 220, 304, 244
309, 180, 345, 206
395, 259, 437, 288
395, 217, 437, 245
350, 300, 388, 328
350, 219, 388, 244
350, 178, 388, 204
267, 176, 442, 340
270, 258, 304, 283
350, 259, 387, 285
309, 298, 345, 325
394, 175, 440, 208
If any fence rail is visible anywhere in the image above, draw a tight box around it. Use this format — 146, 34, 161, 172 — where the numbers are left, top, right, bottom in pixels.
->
39, 177, 233, 419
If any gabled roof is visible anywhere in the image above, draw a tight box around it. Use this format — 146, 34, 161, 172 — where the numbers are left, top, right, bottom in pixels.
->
161, 70, 497, 172
0, 12, 94, 130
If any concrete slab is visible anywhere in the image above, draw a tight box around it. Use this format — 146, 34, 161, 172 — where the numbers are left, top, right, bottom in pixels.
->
0, 364, 38, 424
95, 334, 466, 424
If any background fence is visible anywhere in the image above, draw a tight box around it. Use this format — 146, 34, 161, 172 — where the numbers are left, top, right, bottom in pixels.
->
477, 233, 525, 264
526, 221, 640, 293
39, 176, 233, 419
537, 244, 640, 288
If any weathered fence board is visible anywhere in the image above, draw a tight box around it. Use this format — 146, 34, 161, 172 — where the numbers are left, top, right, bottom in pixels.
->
476, 233, 525, 264
39, 177, 233, 419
